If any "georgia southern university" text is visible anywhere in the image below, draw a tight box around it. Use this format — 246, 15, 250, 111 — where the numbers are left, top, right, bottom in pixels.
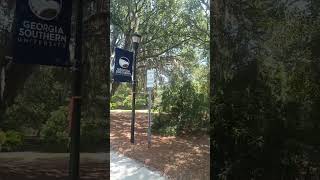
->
18, 20, 67, 48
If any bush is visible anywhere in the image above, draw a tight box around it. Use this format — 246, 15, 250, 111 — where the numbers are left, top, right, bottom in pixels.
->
111, 83, 148, 110
136, 96, 147, 109
159, 126, 177, 136
80, 119, 107, 152
0, 131, 6, 143
152, 114, 177, 136
2, 131, 24, 152
110, 102, 117, 109
40, 106, 69, 152
154, 80, 209, 136
0, 131, 6, 151
122, 95, 132, 109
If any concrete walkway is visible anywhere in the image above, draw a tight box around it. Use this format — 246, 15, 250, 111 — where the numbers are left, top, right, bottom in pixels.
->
110, 151, 167, 180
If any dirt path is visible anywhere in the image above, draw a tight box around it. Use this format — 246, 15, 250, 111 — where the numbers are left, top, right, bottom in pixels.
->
110, 111, 210, 180
0, 153, 109, 180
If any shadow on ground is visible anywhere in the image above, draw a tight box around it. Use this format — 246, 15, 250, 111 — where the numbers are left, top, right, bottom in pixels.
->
110, 111, 210, 180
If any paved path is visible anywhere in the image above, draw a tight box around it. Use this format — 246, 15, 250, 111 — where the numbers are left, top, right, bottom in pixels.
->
110, 151, 167, 180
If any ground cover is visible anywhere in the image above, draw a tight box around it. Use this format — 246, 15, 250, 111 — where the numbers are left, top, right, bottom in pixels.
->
110, 111, 210, 180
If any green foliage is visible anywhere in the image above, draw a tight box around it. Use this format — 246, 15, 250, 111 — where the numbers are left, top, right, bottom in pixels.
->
35, 105, 108, 152
152, 114, 177, 136
111, 0, 210, 141
111, 84, 147, 109
2, 68, 70, 133
111, 0, 209, 96
0, 131, 6, 146
211, 0, 320, 178
159, 126, 177, 136
80, 118, 107, 151
154, 78, 209, 136
1, 131, 24, 152
122, 95, 132, 109
40, 106, 69, 152
136, 97, 147, 109
1, 0, 108, 153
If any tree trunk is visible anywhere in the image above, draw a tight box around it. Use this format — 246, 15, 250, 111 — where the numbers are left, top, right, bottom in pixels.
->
211, 0, 227, 178
0, 0, 39, 121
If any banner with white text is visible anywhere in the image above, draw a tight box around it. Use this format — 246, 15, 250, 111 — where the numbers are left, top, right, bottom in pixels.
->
13, 0, 72, 66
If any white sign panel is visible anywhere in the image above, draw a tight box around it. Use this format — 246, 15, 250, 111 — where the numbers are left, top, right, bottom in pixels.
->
147, 69, 155, 88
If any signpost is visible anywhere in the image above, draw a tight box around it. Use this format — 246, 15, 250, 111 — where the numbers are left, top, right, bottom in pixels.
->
69, 0, 82, 180
13, 0, 72, 66
146, 69, 155, 148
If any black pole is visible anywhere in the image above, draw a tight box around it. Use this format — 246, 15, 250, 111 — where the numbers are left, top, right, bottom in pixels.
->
69, 0, 83, 179
131, 47, 138, 144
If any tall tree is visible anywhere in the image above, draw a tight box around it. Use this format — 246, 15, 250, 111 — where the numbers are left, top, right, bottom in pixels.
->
211, 0, 320, 178
110, 0, 209, 95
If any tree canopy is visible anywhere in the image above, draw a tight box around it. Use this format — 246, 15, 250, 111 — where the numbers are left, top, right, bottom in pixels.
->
211, 0, 320, 178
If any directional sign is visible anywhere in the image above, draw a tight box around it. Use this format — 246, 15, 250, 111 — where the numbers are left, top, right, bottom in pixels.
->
13, 0, 72, 66
146, 69, 155, 89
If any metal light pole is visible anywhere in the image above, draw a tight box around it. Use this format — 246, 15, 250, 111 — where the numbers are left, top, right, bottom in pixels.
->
69, 0, 83, 179
131, 33, 141, 144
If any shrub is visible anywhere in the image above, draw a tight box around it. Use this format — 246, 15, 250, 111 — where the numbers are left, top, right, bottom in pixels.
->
40, 106, 69, 152
2, 131, 24, 152
0, 131, 6, 151
80, 119, 107, 151
154, 80, 209, 136
152, 114, 176, 135
0, 131, 6, 144
159, 126, 177, 136
122, 95, 132, 109
110, 102, 117, 109
136, 96, 147, 109
111, 83, 148, 110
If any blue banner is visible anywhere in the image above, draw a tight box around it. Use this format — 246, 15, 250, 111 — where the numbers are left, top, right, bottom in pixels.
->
13, 0, 72, 66
113, 48, 133, 82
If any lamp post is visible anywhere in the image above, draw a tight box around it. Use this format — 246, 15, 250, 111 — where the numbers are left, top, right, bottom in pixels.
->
69, 0, 83, 179
131, 33, 141, 144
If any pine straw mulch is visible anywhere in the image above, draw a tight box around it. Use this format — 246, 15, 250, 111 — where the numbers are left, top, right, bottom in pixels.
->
110, 111, 210, 180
